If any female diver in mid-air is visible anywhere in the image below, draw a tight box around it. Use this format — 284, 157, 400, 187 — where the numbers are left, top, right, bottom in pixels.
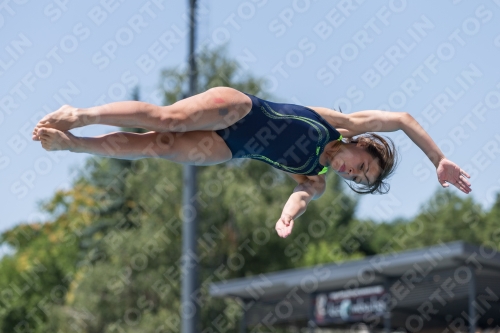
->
32, 87, 471, 238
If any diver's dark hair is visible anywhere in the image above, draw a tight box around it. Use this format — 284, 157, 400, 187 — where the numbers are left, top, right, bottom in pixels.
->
344, 133, 399, 195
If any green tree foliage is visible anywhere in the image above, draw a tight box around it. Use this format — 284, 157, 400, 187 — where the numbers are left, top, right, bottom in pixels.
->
368, 189, 492, 254
43, 164, 358, 331
0, 183, 103, 332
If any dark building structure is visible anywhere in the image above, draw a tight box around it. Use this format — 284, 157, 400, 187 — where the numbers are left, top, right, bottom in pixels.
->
209, 242, 500, 332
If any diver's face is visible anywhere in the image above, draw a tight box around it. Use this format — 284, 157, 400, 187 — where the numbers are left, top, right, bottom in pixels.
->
330, 143, 381, 186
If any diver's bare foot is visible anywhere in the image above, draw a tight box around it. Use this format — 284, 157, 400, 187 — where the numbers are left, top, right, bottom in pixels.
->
32, 105, 82, 140
38, 128, 77, 151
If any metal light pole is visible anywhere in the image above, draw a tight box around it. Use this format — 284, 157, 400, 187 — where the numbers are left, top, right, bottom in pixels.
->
181, 0, 199, 332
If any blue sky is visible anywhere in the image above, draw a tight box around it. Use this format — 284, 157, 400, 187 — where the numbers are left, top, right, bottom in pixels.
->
1, 0, 500, 238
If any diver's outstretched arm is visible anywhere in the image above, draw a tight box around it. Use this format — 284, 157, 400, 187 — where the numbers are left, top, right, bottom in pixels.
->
343, 110, 472, 193
348, 111, 445, 165
275, 179, 325, 238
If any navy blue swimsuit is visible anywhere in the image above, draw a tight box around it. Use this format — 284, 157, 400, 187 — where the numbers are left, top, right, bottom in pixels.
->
215, 93, 343, 176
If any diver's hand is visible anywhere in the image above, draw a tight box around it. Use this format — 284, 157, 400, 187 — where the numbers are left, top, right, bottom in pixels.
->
436, 158, 471, 194
275, 214, 294, 238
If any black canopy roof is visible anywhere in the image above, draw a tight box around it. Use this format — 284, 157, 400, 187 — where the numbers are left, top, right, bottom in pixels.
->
210, 241, 500, 299
209, 241, 500, 329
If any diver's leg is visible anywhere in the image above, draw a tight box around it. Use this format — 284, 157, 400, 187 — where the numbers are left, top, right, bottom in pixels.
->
37, 127, 232, 165
33, 87, 251, 140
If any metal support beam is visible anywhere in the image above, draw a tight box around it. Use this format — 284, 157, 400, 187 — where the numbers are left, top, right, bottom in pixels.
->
468, 266, 476, 333
181, 1, 198, 333
308, 293, 316, 333
181, 164, 198, 333
384, 279, 392, 333
239, 299, 247, 333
